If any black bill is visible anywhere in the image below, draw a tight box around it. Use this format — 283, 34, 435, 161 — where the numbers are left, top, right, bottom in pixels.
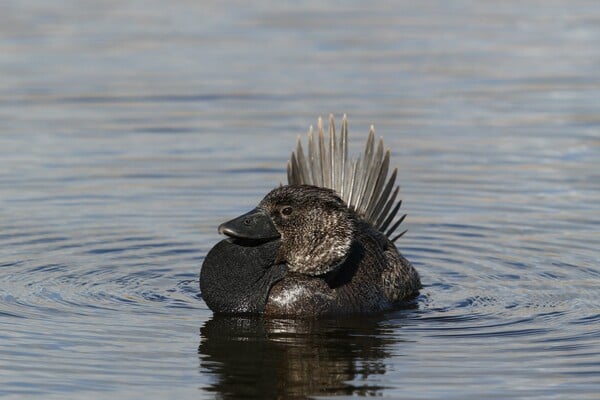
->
218, 208, 280, 241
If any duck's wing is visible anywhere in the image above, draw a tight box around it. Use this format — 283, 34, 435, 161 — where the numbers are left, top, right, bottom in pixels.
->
287, 114, 407, 242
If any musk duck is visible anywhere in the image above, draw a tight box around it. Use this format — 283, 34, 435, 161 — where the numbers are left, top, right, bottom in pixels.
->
200, 115, 421, 316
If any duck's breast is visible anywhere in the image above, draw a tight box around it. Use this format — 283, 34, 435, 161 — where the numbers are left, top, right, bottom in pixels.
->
265, 273, 335, 317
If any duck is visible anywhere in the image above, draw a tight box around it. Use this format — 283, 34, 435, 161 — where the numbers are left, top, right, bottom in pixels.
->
200, 115, 421, 317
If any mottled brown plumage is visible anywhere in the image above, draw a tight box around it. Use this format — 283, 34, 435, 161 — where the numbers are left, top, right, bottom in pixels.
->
260, 185, 420, 317
259, 185, 353, 276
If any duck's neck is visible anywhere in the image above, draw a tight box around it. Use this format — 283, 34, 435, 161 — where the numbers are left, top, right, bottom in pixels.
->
321, 240, 363, 288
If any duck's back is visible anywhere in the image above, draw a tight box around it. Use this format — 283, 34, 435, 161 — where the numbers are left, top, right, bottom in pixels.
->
344, 220, 420, 308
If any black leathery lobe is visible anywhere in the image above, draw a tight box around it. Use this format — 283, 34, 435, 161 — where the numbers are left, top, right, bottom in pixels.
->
200, 239, 286, 314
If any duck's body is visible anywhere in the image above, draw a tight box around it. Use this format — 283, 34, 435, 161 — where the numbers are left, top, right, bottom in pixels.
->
266, 219, 420, 316
200, 115, 421, 317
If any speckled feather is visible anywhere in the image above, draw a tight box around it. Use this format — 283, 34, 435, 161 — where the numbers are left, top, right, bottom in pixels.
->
260, 186, 420, 317
259, 185, 353, 276
261, 115, 420, 316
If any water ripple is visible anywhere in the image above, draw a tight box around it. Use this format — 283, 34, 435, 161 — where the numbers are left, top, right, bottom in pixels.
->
0, 1, 599, 398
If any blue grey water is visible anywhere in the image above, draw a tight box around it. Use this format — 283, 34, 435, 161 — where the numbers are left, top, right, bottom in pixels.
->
1, 1, 599, 399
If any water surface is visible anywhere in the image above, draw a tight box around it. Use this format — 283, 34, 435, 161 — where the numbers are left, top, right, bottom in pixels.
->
0, 1, 599, 399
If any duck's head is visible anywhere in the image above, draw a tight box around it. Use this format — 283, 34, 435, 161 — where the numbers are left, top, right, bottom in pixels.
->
219, 185, 355, 276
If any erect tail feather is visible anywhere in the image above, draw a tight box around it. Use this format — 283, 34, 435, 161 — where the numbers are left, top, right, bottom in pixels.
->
287, 114, 407, 241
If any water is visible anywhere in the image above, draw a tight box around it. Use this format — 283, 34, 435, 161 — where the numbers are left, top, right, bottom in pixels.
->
1, 1, 599, 398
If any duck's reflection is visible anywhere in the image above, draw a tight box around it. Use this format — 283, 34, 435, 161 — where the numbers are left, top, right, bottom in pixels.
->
198, 315, 403, 398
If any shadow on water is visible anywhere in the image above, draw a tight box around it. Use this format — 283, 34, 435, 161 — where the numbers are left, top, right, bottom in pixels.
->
198, 315, 405, 399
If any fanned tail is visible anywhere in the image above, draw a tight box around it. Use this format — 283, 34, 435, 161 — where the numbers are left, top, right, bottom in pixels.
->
287, 114, 407, 242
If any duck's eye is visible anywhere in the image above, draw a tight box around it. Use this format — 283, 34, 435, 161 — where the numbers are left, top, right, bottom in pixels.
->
281, 206, 293, 216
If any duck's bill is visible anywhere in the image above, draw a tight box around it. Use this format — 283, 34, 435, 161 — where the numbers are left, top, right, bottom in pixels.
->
218, 208, 280, 240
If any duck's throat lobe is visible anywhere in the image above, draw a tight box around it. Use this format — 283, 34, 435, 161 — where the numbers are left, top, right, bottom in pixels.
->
200, 239, 286, 314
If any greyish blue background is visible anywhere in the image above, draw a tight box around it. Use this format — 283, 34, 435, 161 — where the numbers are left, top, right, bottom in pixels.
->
0, 1, 598, 399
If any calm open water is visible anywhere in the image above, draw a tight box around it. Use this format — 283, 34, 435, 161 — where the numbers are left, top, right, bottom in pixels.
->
1, 1, 599, 399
